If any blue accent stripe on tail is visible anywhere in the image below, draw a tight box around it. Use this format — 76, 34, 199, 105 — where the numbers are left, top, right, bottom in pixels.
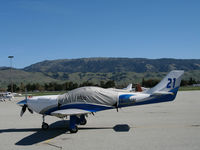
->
134, 87, 179, 106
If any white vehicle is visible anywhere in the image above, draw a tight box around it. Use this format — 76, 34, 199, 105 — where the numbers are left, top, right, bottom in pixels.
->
6, 92, 14, 99
18, 70, 184, 133
0, 94, 5, 101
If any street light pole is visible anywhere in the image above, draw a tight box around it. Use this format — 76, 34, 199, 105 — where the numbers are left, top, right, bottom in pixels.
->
8, 56, 14, 93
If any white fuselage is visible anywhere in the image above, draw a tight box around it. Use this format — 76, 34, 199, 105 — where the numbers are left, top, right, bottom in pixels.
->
27, 95, 58, 114
26, 91, 150, 115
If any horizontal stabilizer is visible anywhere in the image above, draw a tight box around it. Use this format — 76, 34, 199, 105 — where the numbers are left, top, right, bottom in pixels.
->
152, 91, 174, 95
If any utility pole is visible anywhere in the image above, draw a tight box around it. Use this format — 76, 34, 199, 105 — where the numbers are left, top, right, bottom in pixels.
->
8, 56, 14, 93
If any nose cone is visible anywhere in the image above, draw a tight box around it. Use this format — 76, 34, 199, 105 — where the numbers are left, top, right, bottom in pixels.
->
17, 99, 27, 107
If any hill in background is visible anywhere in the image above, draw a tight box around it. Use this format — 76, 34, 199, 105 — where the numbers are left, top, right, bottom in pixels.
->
24, 58, 200, 73
1, 58, 200, 88
0, 68, 59, 89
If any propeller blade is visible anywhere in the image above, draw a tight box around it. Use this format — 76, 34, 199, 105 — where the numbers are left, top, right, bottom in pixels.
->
28, 108, 33, 114
20, 105, 27, 117
20, 109, 24, 117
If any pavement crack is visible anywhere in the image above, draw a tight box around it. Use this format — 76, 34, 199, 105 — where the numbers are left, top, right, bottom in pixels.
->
191, 124, 200, 127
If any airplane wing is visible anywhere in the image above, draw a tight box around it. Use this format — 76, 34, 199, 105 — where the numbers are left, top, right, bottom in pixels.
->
51, 109, 91, 118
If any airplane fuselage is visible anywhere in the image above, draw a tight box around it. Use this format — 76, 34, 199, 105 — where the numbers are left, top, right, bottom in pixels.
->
25, 89, 176, 116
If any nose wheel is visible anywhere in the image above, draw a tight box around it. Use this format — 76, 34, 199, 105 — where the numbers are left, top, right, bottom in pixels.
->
42, 115, 49, 130
42, 122, 49, 130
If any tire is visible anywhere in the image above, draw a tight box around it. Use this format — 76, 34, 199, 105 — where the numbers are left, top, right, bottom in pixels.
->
80, 119, 87, 125
70, 125, 78, 133
42, 122, 49, 130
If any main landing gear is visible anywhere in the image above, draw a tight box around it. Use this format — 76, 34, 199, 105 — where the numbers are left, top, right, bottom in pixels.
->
41, 114, 87, 133
69, 115, 87, 133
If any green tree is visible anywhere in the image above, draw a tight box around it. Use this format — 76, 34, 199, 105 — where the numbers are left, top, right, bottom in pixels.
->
20, 82, 25, 92
7, 84, 19, 92
104, 80, 115, 88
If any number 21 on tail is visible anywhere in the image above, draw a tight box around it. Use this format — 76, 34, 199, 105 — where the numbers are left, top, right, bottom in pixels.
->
167, 78, 176, 88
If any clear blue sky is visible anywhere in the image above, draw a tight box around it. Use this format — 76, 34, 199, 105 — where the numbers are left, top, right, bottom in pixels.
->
0, 0, 200, 68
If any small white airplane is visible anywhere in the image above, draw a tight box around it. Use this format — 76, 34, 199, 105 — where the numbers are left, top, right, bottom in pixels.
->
0, 92, 14, 101
17, 70, 184, 133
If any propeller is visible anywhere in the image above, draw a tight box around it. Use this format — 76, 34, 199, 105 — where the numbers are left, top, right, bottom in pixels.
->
18, 89, 33, 117
19, 104, 33, 117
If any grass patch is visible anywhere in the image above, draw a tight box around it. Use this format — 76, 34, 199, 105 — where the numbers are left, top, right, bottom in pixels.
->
22, 91, 66, 96
179, 86, 200, 91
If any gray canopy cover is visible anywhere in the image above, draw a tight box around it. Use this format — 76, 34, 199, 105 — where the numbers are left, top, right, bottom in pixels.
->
58, 86, 119, 106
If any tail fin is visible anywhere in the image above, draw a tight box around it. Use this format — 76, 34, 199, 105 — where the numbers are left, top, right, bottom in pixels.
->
146, 70, 184, 95
123, 83, 132, 91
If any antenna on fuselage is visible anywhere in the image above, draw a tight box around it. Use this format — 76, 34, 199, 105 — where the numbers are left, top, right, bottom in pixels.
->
113, 102, 119, 112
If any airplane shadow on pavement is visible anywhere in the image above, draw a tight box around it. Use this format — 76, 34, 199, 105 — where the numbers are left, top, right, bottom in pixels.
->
0, 120, 130, 146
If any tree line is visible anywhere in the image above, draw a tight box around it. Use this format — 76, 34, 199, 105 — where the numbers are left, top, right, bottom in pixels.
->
142, 77, 199, 87
7, 80, 116, 92
6, 77, 199, 92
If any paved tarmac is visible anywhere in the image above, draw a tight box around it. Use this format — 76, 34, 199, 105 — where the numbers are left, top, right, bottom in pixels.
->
0, 91, 200, 150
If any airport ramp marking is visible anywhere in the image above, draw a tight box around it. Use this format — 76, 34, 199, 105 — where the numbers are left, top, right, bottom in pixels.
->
40, 138, 63, 149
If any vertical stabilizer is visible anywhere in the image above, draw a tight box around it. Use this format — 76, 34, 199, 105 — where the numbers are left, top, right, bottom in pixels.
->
123, 83, 132, 91
146, 70, 184, 94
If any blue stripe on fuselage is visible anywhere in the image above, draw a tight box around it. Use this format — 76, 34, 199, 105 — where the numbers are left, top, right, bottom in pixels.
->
129, 87, 179, 106
44, 103, 113, 115
119, 94, 135, 105
119, 94, 134, 99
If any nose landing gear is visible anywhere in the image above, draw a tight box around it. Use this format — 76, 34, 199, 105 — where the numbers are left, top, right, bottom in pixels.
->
42, 122, 49, 130
42, 115, 49, 130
